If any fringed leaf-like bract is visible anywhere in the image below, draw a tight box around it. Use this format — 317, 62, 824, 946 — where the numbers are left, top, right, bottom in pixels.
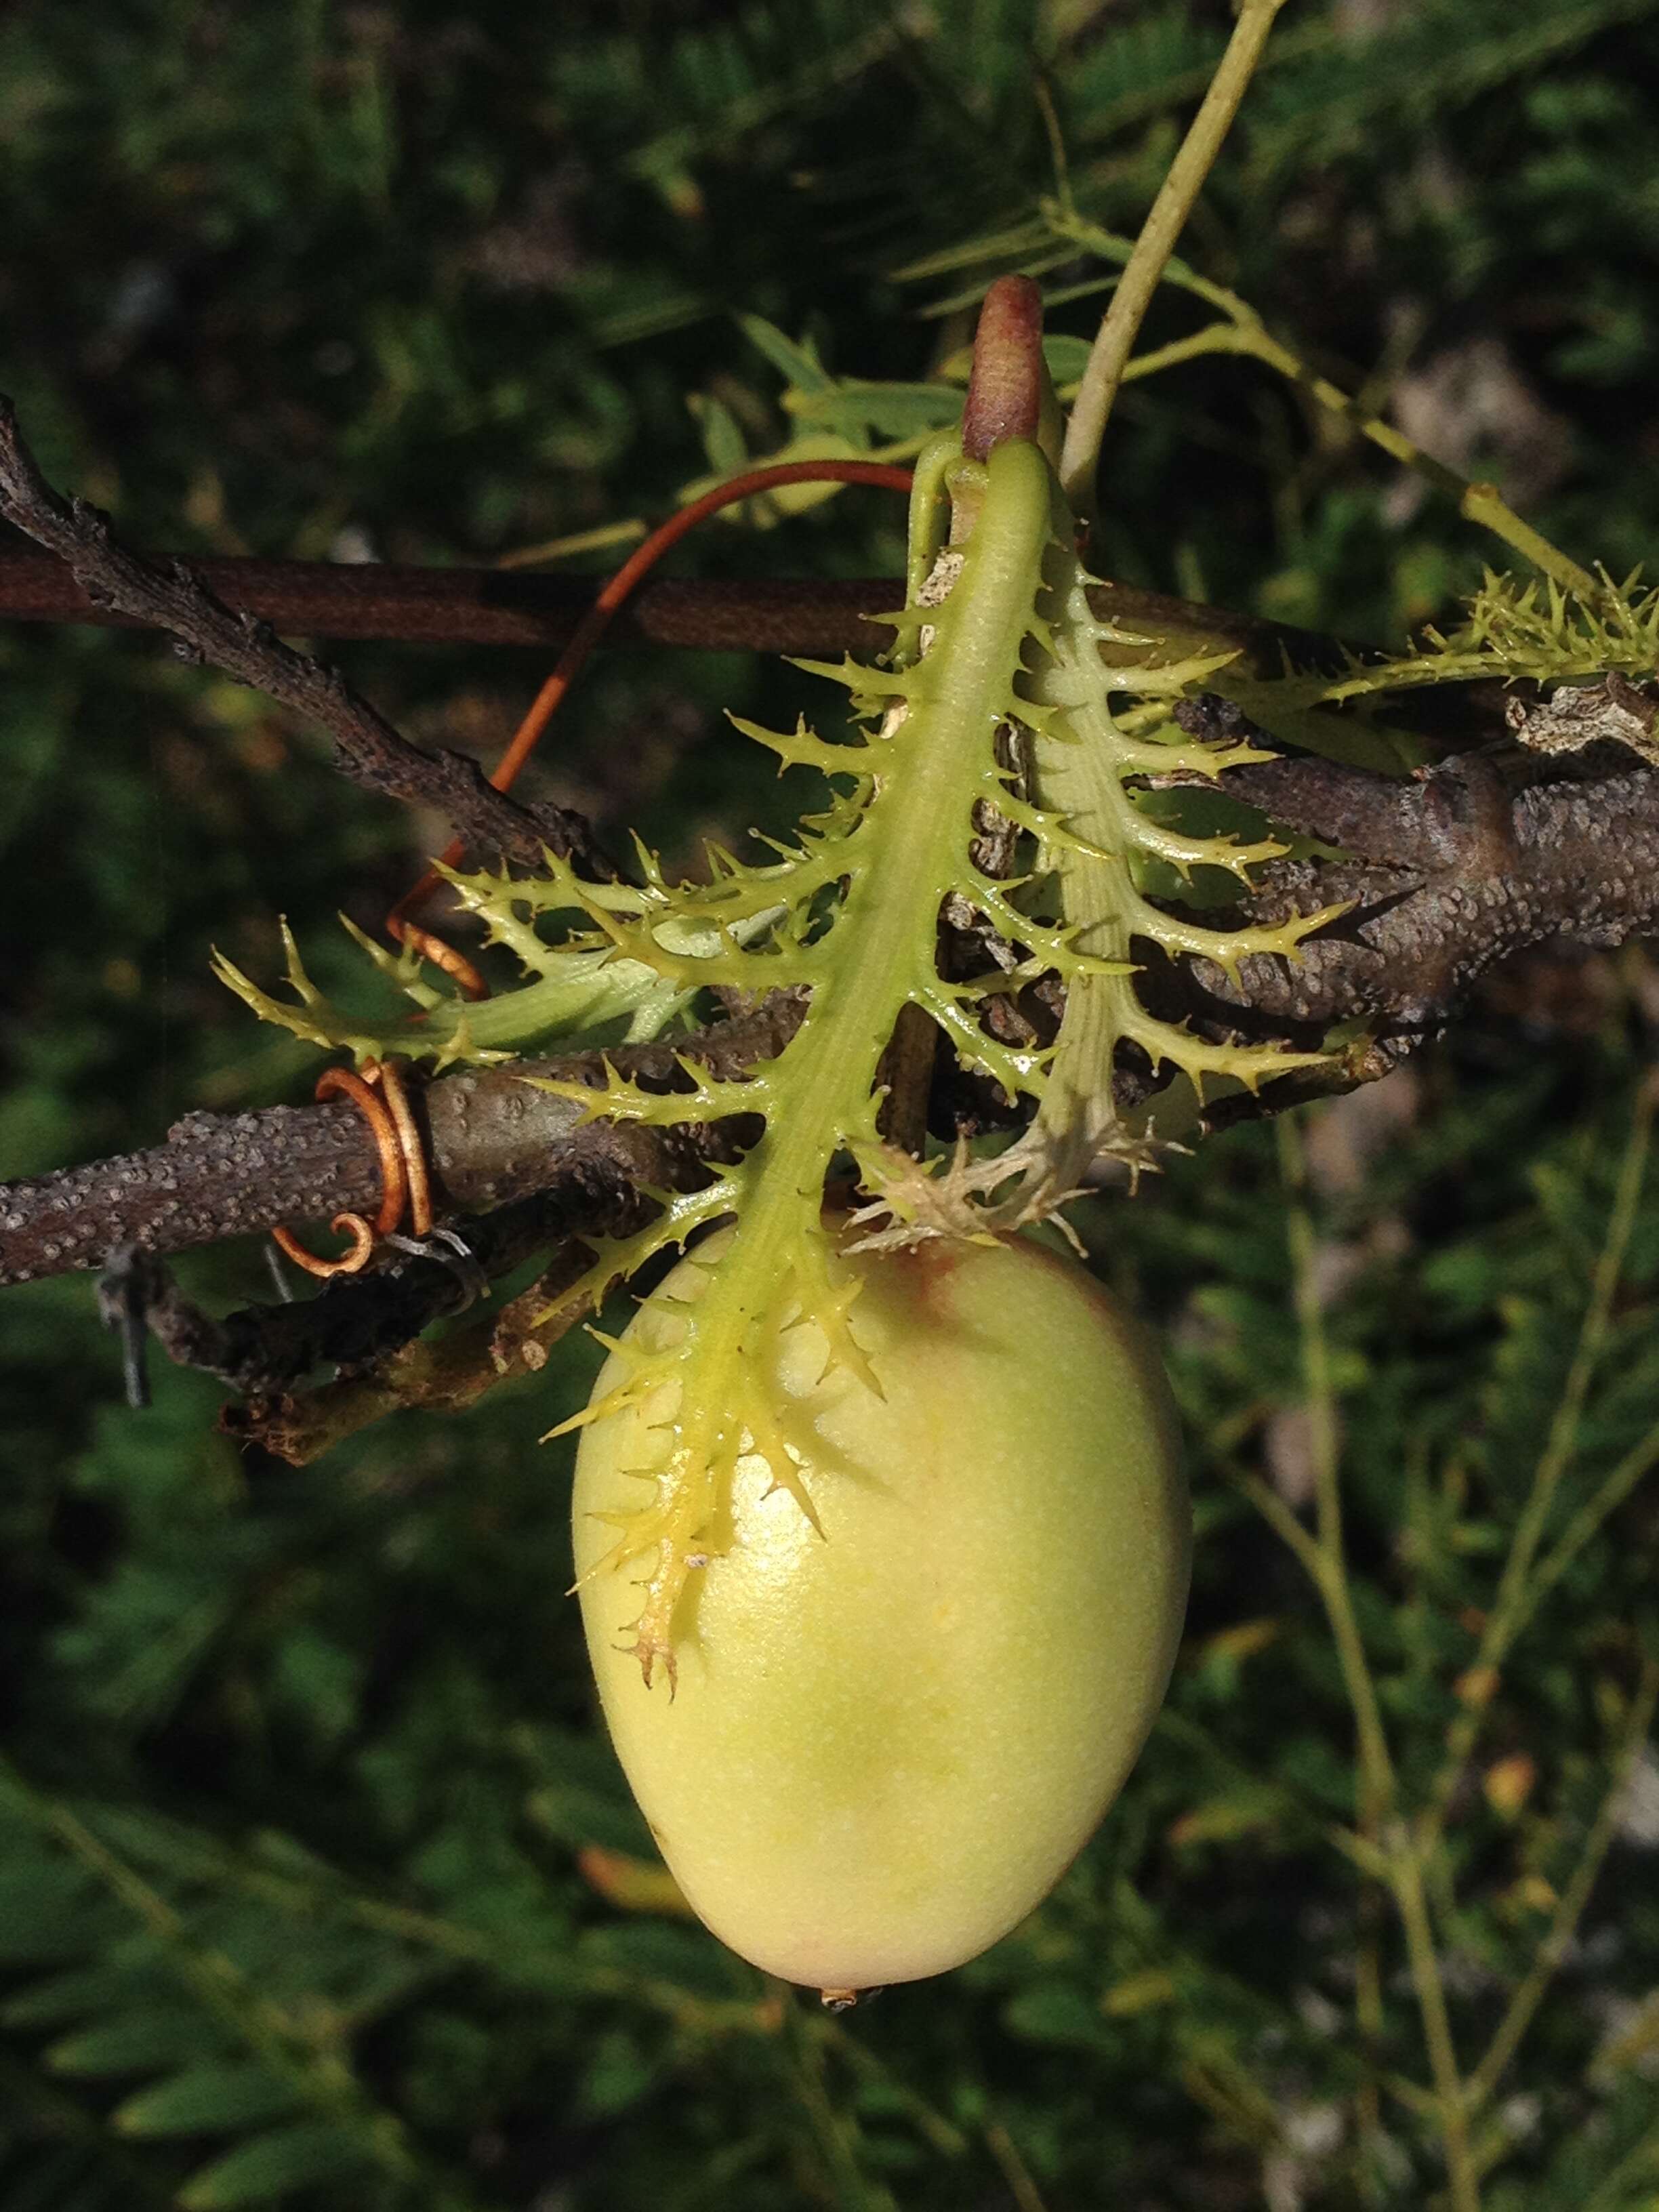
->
226, 422, 1343, 1683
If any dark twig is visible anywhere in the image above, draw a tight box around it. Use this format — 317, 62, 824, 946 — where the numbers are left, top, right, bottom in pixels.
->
0, 548, 908, 653
125, 1182, 633, 1402
1177, 716, 1659, 1043
220, 1233, 626, 1465
6, 728, 1659, 1303
0, 522, 1439, 722
0, 1001, 799, 1288
3, 1101, 384, 1286
0, 398, 612, 878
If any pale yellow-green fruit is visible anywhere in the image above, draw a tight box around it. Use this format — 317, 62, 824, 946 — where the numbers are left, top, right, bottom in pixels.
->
573, 1229, 1188, 1993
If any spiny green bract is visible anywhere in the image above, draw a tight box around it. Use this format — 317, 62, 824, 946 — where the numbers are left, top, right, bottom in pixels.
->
1202, 566, 1659, 725
222, 430, 1335, 1686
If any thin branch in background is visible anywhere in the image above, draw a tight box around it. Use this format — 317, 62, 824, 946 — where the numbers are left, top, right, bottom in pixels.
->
1057, 0, 1290, 517
0, 544, 911, 652
0, 398, 613, 878
1465, 1654, 1659, 2111
0, 536, 1401, 699
1242, 1088, 1659, 2212
1527, 1417, 1659, 1615
1046, 204, 1602, 600
1582, 2102, 1659, 2212
1414, 1081, 1656, 1851
1276, 1115, 1480, 2212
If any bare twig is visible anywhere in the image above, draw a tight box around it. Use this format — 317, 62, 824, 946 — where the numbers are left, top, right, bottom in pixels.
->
6, 732, 1659, 1296
98, 1197, 601, 1404
0, 537, 1393, 700
0, 547, 907, 653
0, 398, 611, 877
220, 1235, 617, 1465
0, 1002, 798, 1288
1172, 726, 1659, 1047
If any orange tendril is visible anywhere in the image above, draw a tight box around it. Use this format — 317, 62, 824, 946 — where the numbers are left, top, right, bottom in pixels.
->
373, 1057, 432, 1238
389, 922, 490, 1003
386, 459, 916, 991
271, 1059, 431, 1277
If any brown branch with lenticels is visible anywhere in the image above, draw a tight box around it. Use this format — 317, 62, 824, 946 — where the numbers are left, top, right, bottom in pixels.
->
4, 394, 1659, 1458
0, 396, 613, 880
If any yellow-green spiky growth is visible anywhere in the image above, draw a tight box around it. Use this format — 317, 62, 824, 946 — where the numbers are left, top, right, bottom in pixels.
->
211, 62, 1653, 1697
221, 423, 1334, 1689
854, 479, 1346, 1251
525, 429, 1332, 1685
1216, 567, 1659, 720
541, 434, 1088, 1683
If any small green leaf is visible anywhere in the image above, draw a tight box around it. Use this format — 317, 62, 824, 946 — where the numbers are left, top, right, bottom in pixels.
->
1, 1963, 137, 2029
1167, 1790, 1286, 1847
788, 381, 960, 441
687, 390, 747, 476
735, 312, 834, 392
1041, 333, 1093, 386
575, 2028, 659, 2121
115, 2062, 304, 2138
524, 1776, 655, 1857
47, 2007, 214, 2078
179, 2123, 374, 2209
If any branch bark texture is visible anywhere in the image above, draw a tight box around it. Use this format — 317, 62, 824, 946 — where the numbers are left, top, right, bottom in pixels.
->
0, 1004, 798, 1288
0, 400, 610, 877
3, 398, 1656, 1450
1192, 746, 1659, 1037
3, 739, 1657, 1298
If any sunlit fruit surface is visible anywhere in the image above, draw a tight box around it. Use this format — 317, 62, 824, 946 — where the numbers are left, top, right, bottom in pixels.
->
573, 1225, 1189, 1994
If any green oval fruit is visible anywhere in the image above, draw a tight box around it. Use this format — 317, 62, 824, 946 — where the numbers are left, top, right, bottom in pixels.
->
573, 1227, 1188, 1993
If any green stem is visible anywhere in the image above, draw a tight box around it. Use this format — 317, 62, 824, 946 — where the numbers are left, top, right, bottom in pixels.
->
1059, 0, 1290, 516
1051, 207, 1601, 598
984, 2123, 1052, 2212
812, 2017, 969, 2160
1528, 1418, 1659, 1616
779, 1996, 899, 2212
1190, 316, 1599, 597
1582, 2115, 1659, 2212
1277, 1118, 1481, 2212
1466, 1656, 1659, 2113
1389, 1847, 1481, 2212
1279, 1120, 1397, 1816
1416, 1084, 1655, 1853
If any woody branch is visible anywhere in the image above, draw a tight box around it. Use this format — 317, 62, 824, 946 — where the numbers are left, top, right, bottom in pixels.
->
3, 395, 1658, 1446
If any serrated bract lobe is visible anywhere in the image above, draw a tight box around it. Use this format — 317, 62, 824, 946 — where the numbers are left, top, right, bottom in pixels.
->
573, 1228, 1189, 1992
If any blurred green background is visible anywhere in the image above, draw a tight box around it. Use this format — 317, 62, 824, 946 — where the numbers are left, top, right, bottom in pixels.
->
3, 3, 1659, 2207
